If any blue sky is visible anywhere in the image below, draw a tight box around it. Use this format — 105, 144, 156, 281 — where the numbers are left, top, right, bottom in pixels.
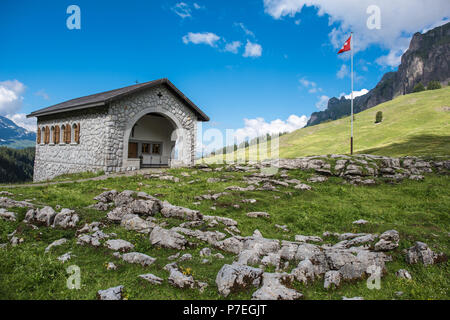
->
1, 0, 449, 140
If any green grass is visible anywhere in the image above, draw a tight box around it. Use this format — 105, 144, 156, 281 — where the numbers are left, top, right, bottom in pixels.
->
0, 165, 449, 300
206, 87, 450, 163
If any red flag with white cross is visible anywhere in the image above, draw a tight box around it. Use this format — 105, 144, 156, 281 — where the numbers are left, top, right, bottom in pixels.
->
338, 35, 352, 54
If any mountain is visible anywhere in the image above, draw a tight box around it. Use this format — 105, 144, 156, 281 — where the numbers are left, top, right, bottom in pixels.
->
0, 115, 36, 148
307, 22, 450, 127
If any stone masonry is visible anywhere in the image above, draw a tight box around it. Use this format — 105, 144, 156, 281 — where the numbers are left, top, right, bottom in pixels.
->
33, 85, 199, 182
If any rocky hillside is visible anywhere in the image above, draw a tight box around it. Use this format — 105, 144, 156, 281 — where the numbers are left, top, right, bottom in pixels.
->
307, 22, 450, 127
0, 157, 449, 299
0, 115, 36, 148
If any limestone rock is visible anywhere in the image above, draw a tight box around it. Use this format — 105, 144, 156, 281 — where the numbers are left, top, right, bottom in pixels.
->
199, 247, 212, 257
216, 263, 263, 297
396, 269, 412, 280
252, 273, 302, 300
0, 208, 16, 221
160, 201, 203, 221
57, 252, 72, 263
122, 252, 156, 266
374, 230, 399, 251
139, 273, 163, 285
149, 226, 187, 250
324, 270, 341, 289
246, 212, 270, 218
97, 285, 124, 300
52, 209, 79, 229
295, 235, 323, 243
405, 241, 447, 266
45, 238, 67, 253
120, 214, 155, 234
104, 239, 134, 252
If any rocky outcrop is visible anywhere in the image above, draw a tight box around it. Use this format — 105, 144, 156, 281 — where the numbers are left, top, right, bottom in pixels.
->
216, 263, 264, 297
307, 22, 450, 127
405, 242, 447, 266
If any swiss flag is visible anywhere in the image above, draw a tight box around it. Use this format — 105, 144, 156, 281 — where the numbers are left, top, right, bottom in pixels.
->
338, 35, 352, 54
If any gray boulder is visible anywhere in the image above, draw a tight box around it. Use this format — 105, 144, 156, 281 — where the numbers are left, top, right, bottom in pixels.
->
45, 238, 67, 253
52, 209, 79, 229
0, 208, 16, 221
149, 226, 187, 250
405, 241, 447, 266
104, 239, 134, 252
139, 273, 163, 285
160, 201, 203, 221
122, 252, 156, 266
374, 230, 399, 251
216, 263, 263, 297
252, 272, 302, 300
97, 285, 124, 300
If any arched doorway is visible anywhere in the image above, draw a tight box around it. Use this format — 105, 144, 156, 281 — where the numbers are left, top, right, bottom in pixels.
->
122, 107, 189, 169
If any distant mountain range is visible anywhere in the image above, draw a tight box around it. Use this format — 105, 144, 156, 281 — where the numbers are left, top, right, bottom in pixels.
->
0, 115, 36, 148
307, 22, 450, 127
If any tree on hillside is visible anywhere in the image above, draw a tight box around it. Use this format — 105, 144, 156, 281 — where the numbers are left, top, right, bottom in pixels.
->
0, 147, 35, 183
413, 82, 425, 93
375, 111, 383, 124
427, 81, 442, 90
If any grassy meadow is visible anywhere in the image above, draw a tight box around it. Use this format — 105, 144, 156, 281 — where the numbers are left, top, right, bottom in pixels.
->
0, 164, 448, 300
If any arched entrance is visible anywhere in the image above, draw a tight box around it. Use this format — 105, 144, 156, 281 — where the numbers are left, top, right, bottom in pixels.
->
122, 107, 187, 169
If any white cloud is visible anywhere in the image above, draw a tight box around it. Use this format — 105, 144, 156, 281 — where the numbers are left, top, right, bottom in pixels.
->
336, 64, 349, 79
35, 89, 49, 100
234, 114, 308, 141
243, 40, 262, 58
182, 32, 221, 47
171, 2, 192, 19
295, 19, 301, 25
339, 89, 369, 99
263, 0, 450, 67
375, 47, 407, 67
235, 22, 255, 37
0, 79, 36, 132
224, 41, 242, 54
0, 79, 26, 116
315, 95, 329, 111
193, 3, 204, 10
6, 113, 36, 132
299, 77, 322, 93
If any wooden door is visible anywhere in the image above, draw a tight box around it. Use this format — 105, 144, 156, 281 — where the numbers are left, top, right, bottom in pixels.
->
128, 142, 138, 158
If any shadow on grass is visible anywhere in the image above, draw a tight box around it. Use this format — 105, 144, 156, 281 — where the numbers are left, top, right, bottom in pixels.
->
358, 134, 450, 157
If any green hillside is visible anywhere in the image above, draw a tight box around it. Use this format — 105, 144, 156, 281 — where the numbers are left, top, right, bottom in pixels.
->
280, 87, 450, 158
207, 87, 449, 163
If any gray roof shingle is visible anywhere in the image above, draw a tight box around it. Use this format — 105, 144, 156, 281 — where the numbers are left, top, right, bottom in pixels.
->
27, 78, 209, 121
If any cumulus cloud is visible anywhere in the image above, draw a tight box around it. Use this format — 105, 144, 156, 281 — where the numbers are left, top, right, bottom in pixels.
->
263, 0, 450, 67
35, 89, 50, 100
6, 113, 36, 132
315, 95, 330, 111
193, 3, 204, 10
234, 114, 308, 141
299, 77, 322, 93
339, 89, 369, 99
182, 32, 221, 47
243, 40, 262, 58
0, 80, 26, 116
0, 79, 36, 132
336, 64, 349, 79
224, 41, 242, 54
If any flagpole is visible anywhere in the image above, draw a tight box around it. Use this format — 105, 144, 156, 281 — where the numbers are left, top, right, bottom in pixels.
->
350, 32, 354, 155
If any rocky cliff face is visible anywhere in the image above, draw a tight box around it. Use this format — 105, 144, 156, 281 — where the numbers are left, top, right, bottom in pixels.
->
307, 22, 450, 127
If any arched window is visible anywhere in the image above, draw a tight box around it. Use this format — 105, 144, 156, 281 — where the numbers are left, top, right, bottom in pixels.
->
37, 127, 41, 144
54, 125, 60, 144
73, 123, 80, 144
64, 123, 71, 144
61, 125, 65, 143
